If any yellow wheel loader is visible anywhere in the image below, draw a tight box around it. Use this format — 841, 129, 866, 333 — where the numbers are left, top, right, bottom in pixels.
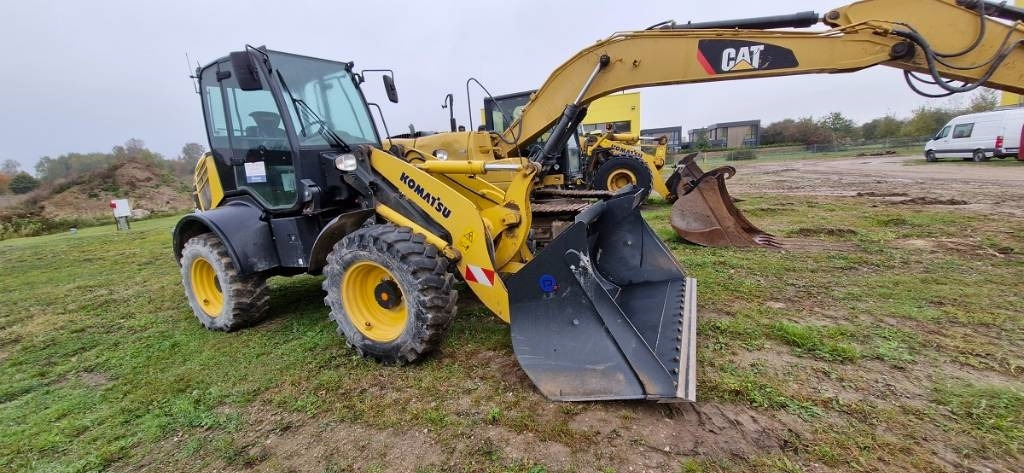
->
175, 47, 697, 401
394, 0, 1024, 248
175, 0, 1024, 403
581, 131, 670, 196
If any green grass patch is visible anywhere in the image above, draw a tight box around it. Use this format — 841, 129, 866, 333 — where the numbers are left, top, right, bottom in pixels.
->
770, 323, 861, 363
703, 363, 821, 420
933, 383, 1024, 454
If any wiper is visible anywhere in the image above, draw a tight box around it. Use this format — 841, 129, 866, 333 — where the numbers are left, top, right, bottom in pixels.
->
292, 97, 351, 152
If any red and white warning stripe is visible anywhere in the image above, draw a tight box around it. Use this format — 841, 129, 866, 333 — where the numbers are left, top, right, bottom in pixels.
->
463, 265, 496, 287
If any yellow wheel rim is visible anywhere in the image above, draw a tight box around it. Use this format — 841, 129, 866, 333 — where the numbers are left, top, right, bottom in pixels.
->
606, 168, 637, 191
342, 261, 407, 343
190, 258, 224, 317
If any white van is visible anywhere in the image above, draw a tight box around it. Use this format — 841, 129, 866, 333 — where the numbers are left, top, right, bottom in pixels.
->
924, 108, 1024, 162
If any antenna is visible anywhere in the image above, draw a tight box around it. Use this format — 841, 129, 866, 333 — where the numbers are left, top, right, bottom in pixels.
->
185, 52, 199, 94
466, 77, 523, 151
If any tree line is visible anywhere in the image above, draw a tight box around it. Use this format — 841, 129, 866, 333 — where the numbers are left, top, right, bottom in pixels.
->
759, 89, 1000, 147
0, 140, 206, 195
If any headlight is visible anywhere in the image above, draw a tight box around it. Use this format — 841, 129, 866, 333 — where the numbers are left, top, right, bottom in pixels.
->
334, 153, 358, 171
432, 150, 448, 161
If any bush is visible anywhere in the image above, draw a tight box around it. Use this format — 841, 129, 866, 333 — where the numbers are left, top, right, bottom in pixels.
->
9, 173, 40, 194
725, 149, 758, 161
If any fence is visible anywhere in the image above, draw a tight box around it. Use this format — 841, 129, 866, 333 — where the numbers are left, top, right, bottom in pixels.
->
691, 137, 929, 161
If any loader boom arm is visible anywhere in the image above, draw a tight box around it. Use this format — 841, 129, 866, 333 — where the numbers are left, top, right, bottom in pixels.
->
498, 0, 1024, 156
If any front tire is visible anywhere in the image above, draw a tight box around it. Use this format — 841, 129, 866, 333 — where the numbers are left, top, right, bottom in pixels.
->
323, 225, 456, 364
925, 150, 937, 162
593, 156, 653, 196
180, 233, 269, 331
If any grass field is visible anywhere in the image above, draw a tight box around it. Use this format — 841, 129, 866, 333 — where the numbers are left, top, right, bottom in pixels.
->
1, 193, 1022, 471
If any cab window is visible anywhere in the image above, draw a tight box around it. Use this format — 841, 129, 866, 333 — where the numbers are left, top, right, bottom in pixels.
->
935, 126, 950, 140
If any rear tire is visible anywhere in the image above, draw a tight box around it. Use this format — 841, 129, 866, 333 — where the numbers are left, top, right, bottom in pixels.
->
322, 224, 456, 364
925, 150, 937, 162
593, 156, 653, 197
180, 233, 269, 331
973, 150, 989, 162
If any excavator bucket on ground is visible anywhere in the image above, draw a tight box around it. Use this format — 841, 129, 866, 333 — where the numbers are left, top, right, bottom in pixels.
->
666, 153, 780, 248
506, 189, 697, 402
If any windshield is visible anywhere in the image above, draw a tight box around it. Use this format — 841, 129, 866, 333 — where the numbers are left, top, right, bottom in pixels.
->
268, 51, 380, 147
485, 92, 532, 133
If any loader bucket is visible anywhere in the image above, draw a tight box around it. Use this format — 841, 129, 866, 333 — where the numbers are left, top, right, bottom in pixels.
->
505, 190, 697, 402
666, 154, 780, 248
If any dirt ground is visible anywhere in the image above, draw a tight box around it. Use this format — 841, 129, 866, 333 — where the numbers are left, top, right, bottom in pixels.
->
727, 155, 1024, 218
78, 155, 1021, 473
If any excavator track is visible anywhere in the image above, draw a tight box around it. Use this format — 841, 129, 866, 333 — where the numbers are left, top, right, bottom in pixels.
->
532, 189, 615, 199
531, 199, 593, 215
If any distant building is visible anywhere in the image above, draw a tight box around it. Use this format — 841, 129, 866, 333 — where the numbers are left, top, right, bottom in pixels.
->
641, 126, 683, 151
580, 92, 642, 134
688, 120, 761, 148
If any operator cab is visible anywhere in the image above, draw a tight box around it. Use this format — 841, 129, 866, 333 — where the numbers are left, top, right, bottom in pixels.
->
197, 48, 385, 213
483, 90, 584, 184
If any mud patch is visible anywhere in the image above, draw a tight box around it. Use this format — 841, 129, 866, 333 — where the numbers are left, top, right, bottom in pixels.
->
561, 401, 804, 470
55, 371, 111, 388
467, 349, 534, 391
778, 238, 860, 253
787, 227, 858, 238
892, 197, 969, 206
894, 238, 1015, 258
482, 426, 575, 470
79, 371, 111, 387
856, 191, 910, 197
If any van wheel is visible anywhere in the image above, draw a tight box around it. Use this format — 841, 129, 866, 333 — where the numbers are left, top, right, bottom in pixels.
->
973, 150, 989, 162
925, 150, 937, 162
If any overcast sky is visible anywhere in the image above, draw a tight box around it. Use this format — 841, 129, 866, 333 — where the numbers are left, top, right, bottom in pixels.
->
1, 0, 969, 172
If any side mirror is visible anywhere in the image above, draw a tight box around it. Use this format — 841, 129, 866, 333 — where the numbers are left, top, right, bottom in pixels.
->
229, 51, 262, 91
383, 75, 399, 103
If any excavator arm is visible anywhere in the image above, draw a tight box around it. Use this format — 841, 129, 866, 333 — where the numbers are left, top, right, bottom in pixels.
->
500, 0, 1024, 157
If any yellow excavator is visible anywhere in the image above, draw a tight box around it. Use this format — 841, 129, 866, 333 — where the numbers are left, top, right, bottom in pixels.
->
174, 0, 1024, 403
395, 0, 1024, 247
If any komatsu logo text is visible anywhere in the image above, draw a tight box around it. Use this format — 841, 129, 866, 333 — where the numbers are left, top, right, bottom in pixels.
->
697, 40, 799, 76
399, 172, 453, 219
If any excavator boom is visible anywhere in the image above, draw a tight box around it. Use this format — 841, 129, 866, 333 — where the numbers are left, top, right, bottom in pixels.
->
498, 0, 1024, 155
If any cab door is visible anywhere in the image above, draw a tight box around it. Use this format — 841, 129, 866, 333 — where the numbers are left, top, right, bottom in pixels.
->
200, 58, 299, 210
